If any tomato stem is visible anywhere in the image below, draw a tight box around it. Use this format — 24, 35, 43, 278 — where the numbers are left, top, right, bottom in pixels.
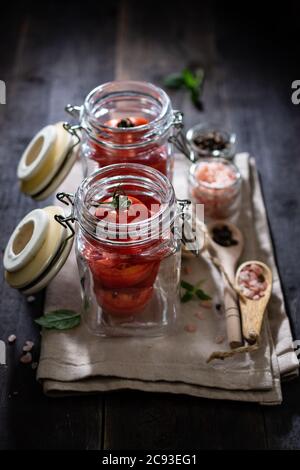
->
92, 187, 132, 211
117, 118, 135, 128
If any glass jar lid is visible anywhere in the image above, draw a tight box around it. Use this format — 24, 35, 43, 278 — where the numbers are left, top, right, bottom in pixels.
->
3, 206, 74, 294
17, 122, 79, 201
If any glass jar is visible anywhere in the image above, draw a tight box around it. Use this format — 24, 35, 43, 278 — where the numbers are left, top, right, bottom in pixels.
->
65, 81, 184, 180
186, 123, 236, 161
189, 158, 241, 221
68, 163, 183, 337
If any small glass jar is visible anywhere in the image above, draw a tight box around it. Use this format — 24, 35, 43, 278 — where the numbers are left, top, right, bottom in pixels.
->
189, 158, 241, 221
71, 163, 182, 337
186, 123, 236, 161
66, 81, 183, 180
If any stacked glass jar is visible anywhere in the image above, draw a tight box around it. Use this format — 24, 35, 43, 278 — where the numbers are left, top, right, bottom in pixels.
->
66, 81, 181, 179
6, 80, 190, 337
73, 163, 183, 336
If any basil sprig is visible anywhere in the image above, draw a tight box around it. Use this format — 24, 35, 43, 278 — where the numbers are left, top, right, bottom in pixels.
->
164, 67, 205, 108
35, 309, 81, 330
181, 280, 211, 303
92, 187, 132, 211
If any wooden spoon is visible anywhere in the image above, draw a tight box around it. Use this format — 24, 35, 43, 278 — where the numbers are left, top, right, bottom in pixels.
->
207, 221, 244, 349
236, 261, 272, 344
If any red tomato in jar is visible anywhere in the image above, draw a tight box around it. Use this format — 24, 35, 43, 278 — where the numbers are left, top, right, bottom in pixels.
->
90, 116, 169, 176
96, 287, 153, 317
90, 259, 159, 289
95, 195, 149, 225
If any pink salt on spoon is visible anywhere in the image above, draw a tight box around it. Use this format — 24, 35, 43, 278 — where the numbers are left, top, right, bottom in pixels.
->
236, 261, 272, 344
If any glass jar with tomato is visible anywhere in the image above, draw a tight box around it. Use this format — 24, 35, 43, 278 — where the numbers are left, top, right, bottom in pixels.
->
65, 81, 184, 180
60, 163, 184, 336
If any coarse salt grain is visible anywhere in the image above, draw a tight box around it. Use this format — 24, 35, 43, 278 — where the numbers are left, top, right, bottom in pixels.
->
238, 263, 268, 300
196, 161, 237, 187
190, 159, 240, 219
184, 323, 197, 333
23, 341, 34, 352
20, 352, 32, 364
194, 312, 205, 320
215, 334, 225, 344
8, 334, 16, 344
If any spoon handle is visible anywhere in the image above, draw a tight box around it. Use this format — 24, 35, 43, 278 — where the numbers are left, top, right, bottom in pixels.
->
222, 269, 243, 348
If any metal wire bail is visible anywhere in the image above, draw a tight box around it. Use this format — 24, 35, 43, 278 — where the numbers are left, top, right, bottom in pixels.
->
169, 110, 192, 160
56, 192, 75, 206
177, 198, 191, 213
54, 192, 76, 241
65, 104, 82, 119
63, 122, 82, 149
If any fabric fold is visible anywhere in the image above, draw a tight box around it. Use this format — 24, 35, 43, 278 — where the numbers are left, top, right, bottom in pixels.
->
37, 153, 298, 405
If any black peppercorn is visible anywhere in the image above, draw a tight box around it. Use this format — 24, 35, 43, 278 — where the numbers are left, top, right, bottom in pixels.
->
212, 225, 238, 247
193, 131, 229, 153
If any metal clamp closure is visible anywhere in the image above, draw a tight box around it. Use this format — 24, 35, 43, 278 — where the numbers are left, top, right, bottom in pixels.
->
169, 111, 191, 160
54, 192, 76, 241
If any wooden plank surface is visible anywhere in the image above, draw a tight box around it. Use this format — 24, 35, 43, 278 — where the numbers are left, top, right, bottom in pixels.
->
0, 0, 299, 450
0, 1, 119, 450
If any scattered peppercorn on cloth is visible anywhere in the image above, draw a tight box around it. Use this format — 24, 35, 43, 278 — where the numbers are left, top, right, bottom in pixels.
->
37, 153, 299, 405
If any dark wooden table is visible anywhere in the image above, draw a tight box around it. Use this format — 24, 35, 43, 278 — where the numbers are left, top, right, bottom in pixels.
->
0, 0, 299, 450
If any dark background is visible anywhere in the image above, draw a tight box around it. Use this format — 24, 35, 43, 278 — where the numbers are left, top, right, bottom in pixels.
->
0, 0, 299, 450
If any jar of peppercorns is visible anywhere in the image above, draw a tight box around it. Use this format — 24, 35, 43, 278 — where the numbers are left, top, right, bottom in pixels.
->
186, 123, 236, 161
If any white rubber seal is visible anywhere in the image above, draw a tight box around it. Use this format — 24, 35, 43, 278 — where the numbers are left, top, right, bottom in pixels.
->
22, 229, 74, 295
3, 209, 49, 272
17, 125, 57, 181
33, 137, 78, 201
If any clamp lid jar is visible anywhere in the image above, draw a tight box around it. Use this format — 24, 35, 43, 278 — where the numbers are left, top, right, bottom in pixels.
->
66, 80, 184, 179
67, 163, 185, 336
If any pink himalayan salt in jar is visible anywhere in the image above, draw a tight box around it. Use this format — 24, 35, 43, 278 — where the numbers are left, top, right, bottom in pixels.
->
189, 158, 241, 220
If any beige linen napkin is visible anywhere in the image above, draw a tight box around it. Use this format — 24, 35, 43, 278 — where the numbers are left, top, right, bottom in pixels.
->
37, 154, 298, 405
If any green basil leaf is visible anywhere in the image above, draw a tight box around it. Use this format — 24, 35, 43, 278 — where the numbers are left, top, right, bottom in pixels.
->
164, 67, 205, 108
181, 280, 195, 291
196, 289, 212, 301
35, 309, 81, 330
195, 68, 205, 87
164, 73, 185, 89
181, 291, 194, 303
182, 68, 198, 90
